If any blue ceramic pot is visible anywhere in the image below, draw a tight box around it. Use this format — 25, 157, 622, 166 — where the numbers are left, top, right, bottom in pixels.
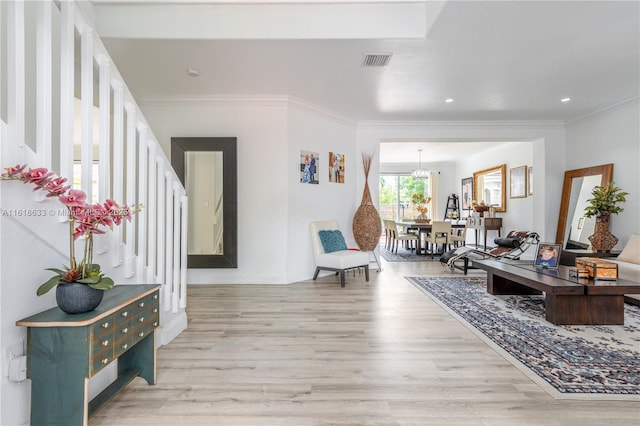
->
56, 282, 104, 314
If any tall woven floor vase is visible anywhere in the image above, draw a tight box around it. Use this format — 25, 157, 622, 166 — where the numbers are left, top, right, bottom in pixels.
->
353, 153, 380, 252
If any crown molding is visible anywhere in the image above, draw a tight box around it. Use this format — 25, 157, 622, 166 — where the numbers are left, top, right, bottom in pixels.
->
138, 94, 290, 107
138, 94, 358, 126
565, 96, 640, 127
287, 96, 357, 126
356, 120, 566, 129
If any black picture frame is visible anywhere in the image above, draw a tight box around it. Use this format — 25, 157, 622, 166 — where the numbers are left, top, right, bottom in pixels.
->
534, 242, 561, 270
461, 177, 473, 216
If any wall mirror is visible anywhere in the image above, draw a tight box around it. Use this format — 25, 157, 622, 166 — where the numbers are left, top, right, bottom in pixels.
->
473, 164, 506, 212
171, 137, 237, 268
555, 163, 613, 249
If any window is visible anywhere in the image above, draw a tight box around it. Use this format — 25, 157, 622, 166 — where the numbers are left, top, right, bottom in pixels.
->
379, 174, 432, 221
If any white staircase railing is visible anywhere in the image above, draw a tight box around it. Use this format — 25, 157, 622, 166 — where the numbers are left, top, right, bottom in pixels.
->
1, 0, 188, 313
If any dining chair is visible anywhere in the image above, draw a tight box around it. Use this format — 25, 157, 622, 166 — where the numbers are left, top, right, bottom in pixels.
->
449, 225, 468, 249
424, 221, 451, 258
383, 220, 394, 250
390, 220, 418, 254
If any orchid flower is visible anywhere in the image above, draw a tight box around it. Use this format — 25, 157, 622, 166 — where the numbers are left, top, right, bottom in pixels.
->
1, 163, 142, 296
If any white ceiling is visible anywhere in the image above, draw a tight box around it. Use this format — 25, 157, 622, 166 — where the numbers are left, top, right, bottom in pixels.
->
92, 0, 640, 162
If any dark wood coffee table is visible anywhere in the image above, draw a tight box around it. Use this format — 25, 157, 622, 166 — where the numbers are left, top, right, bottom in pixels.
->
472, 258, 640, 325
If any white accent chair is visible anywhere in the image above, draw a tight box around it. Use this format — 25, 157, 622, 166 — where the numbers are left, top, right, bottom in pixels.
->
310, 220, 370, 287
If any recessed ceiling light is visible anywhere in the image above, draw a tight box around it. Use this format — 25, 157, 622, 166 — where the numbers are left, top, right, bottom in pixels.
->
445, 98, 454, 103
561, 97, 571, 103
186, 68, 200, 77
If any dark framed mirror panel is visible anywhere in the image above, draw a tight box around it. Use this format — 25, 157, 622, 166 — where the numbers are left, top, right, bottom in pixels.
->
171, 137, 238, 268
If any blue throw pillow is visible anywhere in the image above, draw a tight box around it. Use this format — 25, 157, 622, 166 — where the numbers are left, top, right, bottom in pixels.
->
318, 230, 348, 253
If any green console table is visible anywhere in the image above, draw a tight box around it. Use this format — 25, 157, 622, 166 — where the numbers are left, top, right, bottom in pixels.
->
17, 284, 161, 426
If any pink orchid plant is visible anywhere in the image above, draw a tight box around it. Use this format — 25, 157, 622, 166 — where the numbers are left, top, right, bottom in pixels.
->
1, 164, 141, 295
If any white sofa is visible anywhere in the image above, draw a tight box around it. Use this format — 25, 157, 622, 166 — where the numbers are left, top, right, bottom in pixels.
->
610, 235, 640, 305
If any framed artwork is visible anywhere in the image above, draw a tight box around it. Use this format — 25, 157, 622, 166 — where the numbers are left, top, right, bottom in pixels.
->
510, 166, 527, 199
527, 166, 533, 196
300, 150, 319, 184
534, 242, 561, 269
328, 152, 345, 184
461, 177, 473, 216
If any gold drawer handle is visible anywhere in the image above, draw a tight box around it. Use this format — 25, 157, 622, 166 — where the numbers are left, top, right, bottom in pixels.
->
138, 302, 145, 308
153, 294, 158, 300
101, 358, 109, 365
153, 308, 158, 313
121, 343, 128, 350
101, 322, 109, 328
121, 311, 129, 317
101, 340, 109, 346
153, 321, 158, 327
138, 317, 145, 323
121, 327, 129, 334
138, 332, 145, 337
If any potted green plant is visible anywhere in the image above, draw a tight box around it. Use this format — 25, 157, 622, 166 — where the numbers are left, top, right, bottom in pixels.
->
1, 164, 141, 313
584, 181, 628, 218
583, 182, 628, 252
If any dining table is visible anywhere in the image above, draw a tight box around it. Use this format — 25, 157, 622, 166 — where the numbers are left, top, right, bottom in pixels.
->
397, 220, 466, 256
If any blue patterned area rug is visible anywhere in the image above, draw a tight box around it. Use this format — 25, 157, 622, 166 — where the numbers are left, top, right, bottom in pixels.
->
406, 276, 640, 400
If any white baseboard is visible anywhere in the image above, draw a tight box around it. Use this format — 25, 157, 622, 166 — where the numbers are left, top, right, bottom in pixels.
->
157, 310, 188, 346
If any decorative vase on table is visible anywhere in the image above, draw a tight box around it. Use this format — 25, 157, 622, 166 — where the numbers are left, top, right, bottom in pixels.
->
352, 153, 380, 252
56, 282, 104, 314
588, 213, 618, 253
415, 213, 430, 223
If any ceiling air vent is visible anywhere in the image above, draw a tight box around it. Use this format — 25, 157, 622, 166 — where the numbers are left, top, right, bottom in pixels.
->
362, 53, 392, 67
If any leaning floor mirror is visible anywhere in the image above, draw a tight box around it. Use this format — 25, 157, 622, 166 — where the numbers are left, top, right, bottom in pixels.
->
171, 137, 238, 268
555, 163, 613, 250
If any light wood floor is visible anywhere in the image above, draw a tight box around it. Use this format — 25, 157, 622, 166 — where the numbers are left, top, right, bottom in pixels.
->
91, 259, 640, 425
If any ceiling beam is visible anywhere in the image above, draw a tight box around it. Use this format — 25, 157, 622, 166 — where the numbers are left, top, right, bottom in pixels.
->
91, 1, 439, 40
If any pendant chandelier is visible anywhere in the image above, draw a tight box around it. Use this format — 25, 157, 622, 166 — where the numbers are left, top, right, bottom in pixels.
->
411, 149, 429, 179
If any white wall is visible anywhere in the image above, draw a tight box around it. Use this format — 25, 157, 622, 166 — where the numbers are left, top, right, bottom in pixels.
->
140, 100, 361, 284
565, 99, 640, 248
286, 105, 359, 282
455, 142, 534, 233
141, 102, 289, 284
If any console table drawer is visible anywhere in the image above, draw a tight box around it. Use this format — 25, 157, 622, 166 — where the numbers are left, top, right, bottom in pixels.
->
92, 314, 115, 337
116, 319, 133, 340
134, 292, 158, 312
114, 335, 132, 357
92, 348, 114, 375
116, 305, 134, 324
91, 330, 115, 357
133, 317, 158, 342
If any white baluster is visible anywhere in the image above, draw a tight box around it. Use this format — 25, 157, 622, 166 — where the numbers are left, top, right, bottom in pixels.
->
137, 125, 148, 280
172, 182, 181, 313
81, 29, 94, 201
180, 194, 188, 309
164, 172, 174, 312
147, 143, 158, 282
36, 0, 52, 169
